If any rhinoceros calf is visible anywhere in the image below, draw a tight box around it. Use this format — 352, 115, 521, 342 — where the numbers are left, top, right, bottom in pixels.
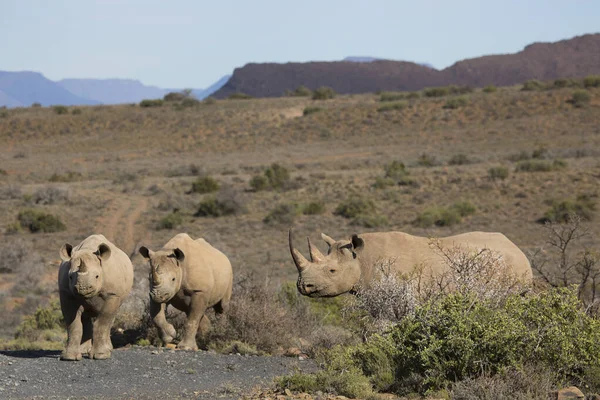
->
289, 230, 533, 297
139, 233, 233, 351
58, 234, 133, 360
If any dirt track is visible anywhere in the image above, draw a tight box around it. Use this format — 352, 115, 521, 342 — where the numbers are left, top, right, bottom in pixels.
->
0, 347, 315, 399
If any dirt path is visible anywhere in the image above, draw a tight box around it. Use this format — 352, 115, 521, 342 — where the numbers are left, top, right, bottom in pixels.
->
95, 195, 148, 255
0, 347, 315, 399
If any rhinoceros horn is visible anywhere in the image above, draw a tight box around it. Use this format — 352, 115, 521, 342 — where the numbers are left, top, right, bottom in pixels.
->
307, 237, 324, 262
289, 229, 310, 272
151, 265, 161, 285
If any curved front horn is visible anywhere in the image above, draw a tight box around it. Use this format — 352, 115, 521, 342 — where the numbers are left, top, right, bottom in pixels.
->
307, 237, 325, 262
289, 229, 310, 272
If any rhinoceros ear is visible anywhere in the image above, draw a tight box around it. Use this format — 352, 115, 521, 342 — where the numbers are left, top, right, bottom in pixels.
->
351, 234, 364, 253
139, 246, 152, 259
59, 243, 73, 261
172, 248, 185, 263
95, 243, 111, 262
321, 233, 336, 253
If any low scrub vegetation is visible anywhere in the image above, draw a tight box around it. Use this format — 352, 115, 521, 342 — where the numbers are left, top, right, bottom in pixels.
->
583, 75, 600, 88
312, 87, 336, 100
249, 163, 291, 191
570, 90, 592, 108
488, 166, 509, 180
156, 210, 183, 230
482, 85, 497, 93
515, 159, 566, 172
14, 209, 66, 233
139, 99, 163, 108
52, 105, 68, 115
379, 92, 405, 102
377, 101, 407, 112
540, 195, 596, 223
334, 197, 387, 227
288, 85, 312, 97
228, 92, 253, 100
414, 201, 476, 227
443, 97, 468, 109
448, 154, 471, 166
303, 106, 322, 116
191, 176, 220, 194
194, 186, 245, 217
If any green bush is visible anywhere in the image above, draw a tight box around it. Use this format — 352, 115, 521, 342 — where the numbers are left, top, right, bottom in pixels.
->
351, 213, 388, 228
553, 78, 580, 89
448, 154, 470, 166
424, 87, 449, 97
156, 211, 183, 230
53, 105, 68, 115
377, 101, 407, 112
195, 197, 237, 217
515, 159, 566, 172
379, 92, 405, 102
163, 92, 188, 102
312, 87, 336, 100
334, 197, 376, 219
302, 201, 325, 215
263, 203, 299, 225
443, 97, 468, 109
139, 99, 163, 108
372, 176, 395, 189
384, 161, 406, 180
303, 106, 322, 116
250, 163, 291, 191
482, 85, 497, 93
291, 85, 312, 97
406, 92, 420, 99
541, 194, 596, 223
31, 102, 42, 108
414, 202, 475, 228
583, 75, 600, 88
280, 287, 600, 396
249, 175, 269, 191
521, 80, 547, 91
570, 90, 591, 108
488, 166, 509, 180
191, 176, 220, 194
15, 300, 64, 342
228, 92, 253, 100
71, 108, 82, 115
17, 209, 66, 233
203, 96, 217, 105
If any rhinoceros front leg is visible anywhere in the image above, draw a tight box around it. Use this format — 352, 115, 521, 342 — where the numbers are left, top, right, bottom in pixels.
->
150, 300, 177, 344
177, 294, 206, 351
60, 292, 84, 361
80, 315, 93, 357
90, 296, 120, 360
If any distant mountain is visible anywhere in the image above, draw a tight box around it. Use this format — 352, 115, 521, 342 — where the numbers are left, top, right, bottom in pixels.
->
58, 78, 168, 105
213, 33, 600, 98
0, 71, 100, 107
196, 75, 231, 98
344, 56, 434, 69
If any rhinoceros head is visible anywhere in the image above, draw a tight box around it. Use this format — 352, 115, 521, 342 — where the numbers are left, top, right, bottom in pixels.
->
139, 246, 184, 303
289, 230, 364, 297
60, 243, 110, 298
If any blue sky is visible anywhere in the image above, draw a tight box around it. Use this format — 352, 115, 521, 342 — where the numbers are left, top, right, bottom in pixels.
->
1, 0, 598, 89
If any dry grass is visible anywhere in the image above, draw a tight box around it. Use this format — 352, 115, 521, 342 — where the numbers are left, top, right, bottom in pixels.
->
0, 85, 599, 340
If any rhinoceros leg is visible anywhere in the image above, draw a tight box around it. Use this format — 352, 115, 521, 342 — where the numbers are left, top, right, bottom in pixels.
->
150, 300, 177, 344
177, 294, 206, 351
60, 291, 83, 361
198, 315, 212, 337
80, 316, 93, 357
90, 296, 120, 360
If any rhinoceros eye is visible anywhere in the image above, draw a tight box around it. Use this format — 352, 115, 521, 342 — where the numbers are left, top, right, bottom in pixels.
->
329, 269, 337, 274
172, 277, 176, 282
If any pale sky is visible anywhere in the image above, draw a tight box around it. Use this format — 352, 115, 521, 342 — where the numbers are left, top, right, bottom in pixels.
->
1, 0, 598, 89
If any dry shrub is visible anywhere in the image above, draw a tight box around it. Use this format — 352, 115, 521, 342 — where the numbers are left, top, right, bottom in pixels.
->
32, 185, 71, 205
0, 184, 22, 200
208, 277, 310, 353
451, 364, 557, 400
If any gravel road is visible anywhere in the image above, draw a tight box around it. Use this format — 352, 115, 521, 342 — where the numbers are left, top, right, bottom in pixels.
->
0, 347, 316, 400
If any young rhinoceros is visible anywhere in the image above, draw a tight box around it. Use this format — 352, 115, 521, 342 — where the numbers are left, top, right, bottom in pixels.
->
58, 234, 133, 360
139, 233, 233, 351
289, 230, 533, 298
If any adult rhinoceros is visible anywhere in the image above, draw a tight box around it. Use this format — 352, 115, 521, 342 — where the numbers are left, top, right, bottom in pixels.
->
289, 230, 532, 298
